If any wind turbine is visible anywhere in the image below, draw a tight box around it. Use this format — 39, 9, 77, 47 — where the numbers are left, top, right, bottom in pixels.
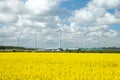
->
17, 36, 19, 47
59, 27, 63, 51
17, 33, 20, 47
34, 32, 36, 51
115, 6, 120, 17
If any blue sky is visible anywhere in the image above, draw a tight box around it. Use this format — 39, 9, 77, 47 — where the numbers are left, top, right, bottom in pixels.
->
61, 0, 120, 31
59, 0, 90, 19
61, 0, 90, 10
0, 0, 120, 48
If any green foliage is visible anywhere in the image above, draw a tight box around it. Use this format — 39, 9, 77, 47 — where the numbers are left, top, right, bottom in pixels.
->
13, 49, 16, 52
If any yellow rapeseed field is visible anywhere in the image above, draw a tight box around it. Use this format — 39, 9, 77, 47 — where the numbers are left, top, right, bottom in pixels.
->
0, 52, 120, 80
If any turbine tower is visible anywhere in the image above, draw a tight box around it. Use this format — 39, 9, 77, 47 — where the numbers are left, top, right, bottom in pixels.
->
34, 33, 36, 51
59, 28, 61, 50
18, 36, 19, 47
17, 33, 20, 47
115, 6, 120, 17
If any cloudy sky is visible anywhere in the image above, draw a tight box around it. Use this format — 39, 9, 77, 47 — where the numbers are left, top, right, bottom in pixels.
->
0, 0, 120, 48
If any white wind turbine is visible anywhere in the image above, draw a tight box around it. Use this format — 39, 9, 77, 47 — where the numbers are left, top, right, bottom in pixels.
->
115, 6, 120, 17
59, 27, 63, 50
34, 32, 37, 51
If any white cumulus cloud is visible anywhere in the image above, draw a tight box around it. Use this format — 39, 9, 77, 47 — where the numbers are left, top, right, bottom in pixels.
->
0, 0, 120, 48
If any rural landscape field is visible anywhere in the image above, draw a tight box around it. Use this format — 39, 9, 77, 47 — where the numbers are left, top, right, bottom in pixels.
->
0, 52, 120, 80
0, 0, 120, 80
